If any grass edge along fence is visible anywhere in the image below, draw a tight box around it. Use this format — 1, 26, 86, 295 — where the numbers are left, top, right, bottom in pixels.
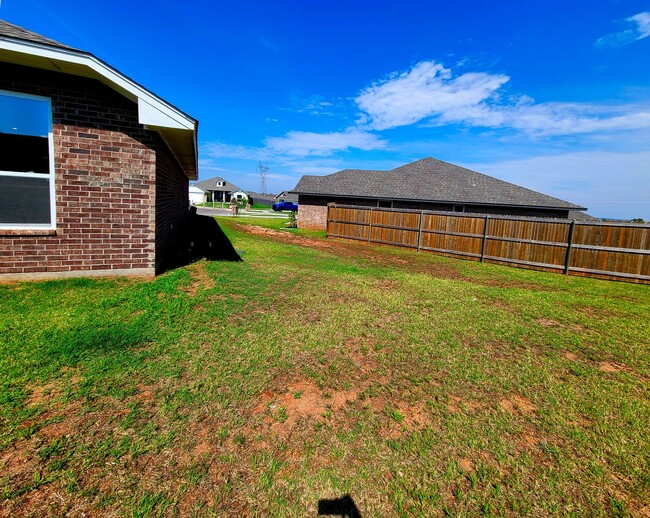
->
326, 204, 650, 284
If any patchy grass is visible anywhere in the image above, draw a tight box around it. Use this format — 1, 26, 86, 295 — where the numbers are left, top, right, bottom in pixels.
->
1, 217, 648, 517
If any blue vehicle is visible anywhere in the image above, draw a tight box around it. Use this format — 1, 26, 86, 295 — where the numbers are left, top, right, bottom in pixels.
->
272, 200, 298, 212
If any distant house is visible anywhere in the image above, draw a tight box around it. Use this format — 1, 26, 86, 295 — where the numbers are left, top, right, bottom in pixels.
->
291, 157, 587, 229
194, 176, 241, 203
189, 184, 206, 205
231, 191, 248, 203
274, 191, 299, 203
0, 20, 198, 280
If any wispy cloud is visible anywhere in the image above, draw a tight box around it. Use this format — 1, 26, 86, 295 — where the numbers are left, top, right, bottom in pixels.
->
201, 142, 262, 160
265, 129, 387, 157
279, 94, 348, 118
595, 12, 650, 48
354, 60, 650, 136
202, 129, 387, 162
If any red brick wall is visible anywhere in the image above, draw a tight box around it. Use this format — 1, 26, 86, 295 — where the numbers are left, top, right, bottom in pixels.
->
0, 63, 189, 280
154, 136, 189, 272
297, 205, 329, 230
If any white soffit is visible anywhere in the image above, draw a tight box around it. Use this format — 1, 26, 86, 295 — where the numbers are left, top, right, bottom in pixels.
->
0, 38, 196, 131
0, 36, 198, 178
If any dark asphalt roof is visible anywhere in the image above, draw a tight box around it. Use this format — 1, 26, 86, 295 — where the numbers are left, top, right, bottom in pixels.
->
292, 157, 586, 210
0, 19, 78, 51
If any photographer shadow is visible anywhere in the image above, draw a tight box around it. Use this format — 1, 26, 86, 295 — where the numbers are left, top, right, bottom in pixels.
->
317, 494, 362, 518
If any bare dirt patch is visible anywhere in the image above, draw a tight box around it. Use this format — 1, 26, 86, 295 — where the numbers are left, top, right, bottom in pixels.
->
236, 224, 337, 253
564, 351, 578, 361
599, 362, 623, 373
181, 261, 215, 295
447, 395, 482, 414
254, 378, 358, 434
490, 299, 512, 310
517, 430, 541, 450
26, 382, 58, 406
459, 458, 474, 472
0, 440, 35, 478
346, 337, 380, 375
133, 382, 156, 405
499, 395, 536, 416
580, 306, 614, 318
536, 318, 586, 333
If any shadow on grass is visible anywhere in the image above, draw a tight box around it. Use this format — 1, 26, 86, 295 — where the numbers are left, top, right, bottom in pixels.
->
318, 494, 362, 517
161, 208, 242, 273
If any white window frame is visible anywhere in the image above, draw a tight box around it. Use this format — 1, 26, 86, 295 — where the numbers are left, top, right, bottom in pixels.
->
0, 89, 56, 230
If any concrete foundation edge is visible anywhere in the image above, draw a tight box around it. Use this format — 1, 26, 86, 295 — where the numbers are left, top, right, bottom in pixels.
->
0, 267, 156, 282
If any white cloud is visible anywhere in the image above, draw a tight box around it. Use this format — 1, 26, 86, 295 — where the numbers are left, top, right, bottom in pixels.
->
595, 11, 650, 47
354, 60, 650, 136
466, 151, 650, 220
264, 129, 387, 157
356, 61, 509, 130
440, 100, 650, 136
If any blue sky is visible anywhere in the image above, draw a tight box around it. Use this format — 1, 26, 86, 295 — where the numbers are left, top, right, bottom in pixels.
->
2, 0, 649, 219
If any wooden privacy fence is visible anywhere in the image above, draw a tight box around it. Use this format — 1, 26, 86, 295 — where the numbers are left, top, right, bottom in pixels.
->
326, 204, 650, 284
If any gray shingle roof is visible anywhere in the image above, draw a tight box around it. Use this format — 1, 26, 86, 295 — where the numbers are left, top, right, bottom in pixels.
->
194, 176, 241, 193
292, 157, 586, 210
0, 19, 78, 51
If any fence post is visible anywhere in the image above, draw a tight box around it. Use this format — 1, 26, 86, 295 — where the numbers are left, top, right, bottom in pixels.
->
416, 210, 424, 252
480, 215, 490, 262
326, 204, 333, 238
564, 220, 576, 275
368, 207, 373, 244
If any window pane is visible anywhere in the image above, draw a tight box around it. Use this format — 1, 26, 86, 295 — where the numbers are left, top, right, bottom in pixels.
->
0, 92, 50, 137
0, 133, 49, 174
0, 175, 51, 224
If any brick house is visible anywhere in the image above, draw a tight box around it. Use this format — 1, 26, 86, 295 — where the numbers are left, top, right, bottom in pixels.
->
0, 20, 198, 280
291, 157, 587, 229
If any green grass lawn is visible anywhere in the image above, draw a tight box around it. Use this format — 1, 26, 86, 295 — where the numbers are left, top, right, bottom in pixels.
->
1, 217, 648, 516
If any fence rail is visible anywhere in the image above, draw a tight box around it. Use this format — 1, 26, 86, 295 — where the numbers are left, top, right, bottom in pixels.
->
326, 204, 650, 284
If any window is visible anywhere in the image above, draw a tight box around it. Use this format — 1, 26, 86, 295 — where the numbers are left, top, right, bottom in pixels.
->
0, 90, 55, 228
453, 205, 465, 213
378, 200, 393, 208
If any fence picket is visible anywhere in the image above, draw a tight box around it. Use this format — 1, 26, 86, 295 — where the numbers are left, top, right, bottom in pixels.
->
325, 204, 650, 284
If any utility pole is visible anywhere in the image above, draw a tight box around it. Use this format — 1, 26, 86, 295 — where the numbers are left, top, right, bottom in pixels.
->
257, 161, 270, 194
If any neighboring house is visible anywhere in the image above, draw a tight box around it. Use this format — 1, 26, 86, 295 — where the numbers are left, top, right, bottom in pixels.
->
291, 157, 587, 229
194, 176, 241, 203
0, 20, 198, 279
189, 184, 206, 205
274, 191, 299, 203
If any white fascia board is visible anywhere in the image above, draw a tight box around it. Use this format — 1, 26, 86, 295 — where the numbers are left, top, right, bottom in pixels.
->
0, 38, 196, 131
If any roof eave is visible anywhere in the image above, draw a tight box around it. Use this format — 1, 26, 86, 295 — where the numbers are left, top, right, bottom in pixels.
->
0, 36, 198, 179
293, 191, 586, 211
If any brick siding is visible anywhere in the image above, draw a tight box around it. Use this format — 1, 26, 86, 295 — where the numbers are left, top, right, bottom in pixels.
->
0, 63, 189, 279
154, 136, 189, 272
